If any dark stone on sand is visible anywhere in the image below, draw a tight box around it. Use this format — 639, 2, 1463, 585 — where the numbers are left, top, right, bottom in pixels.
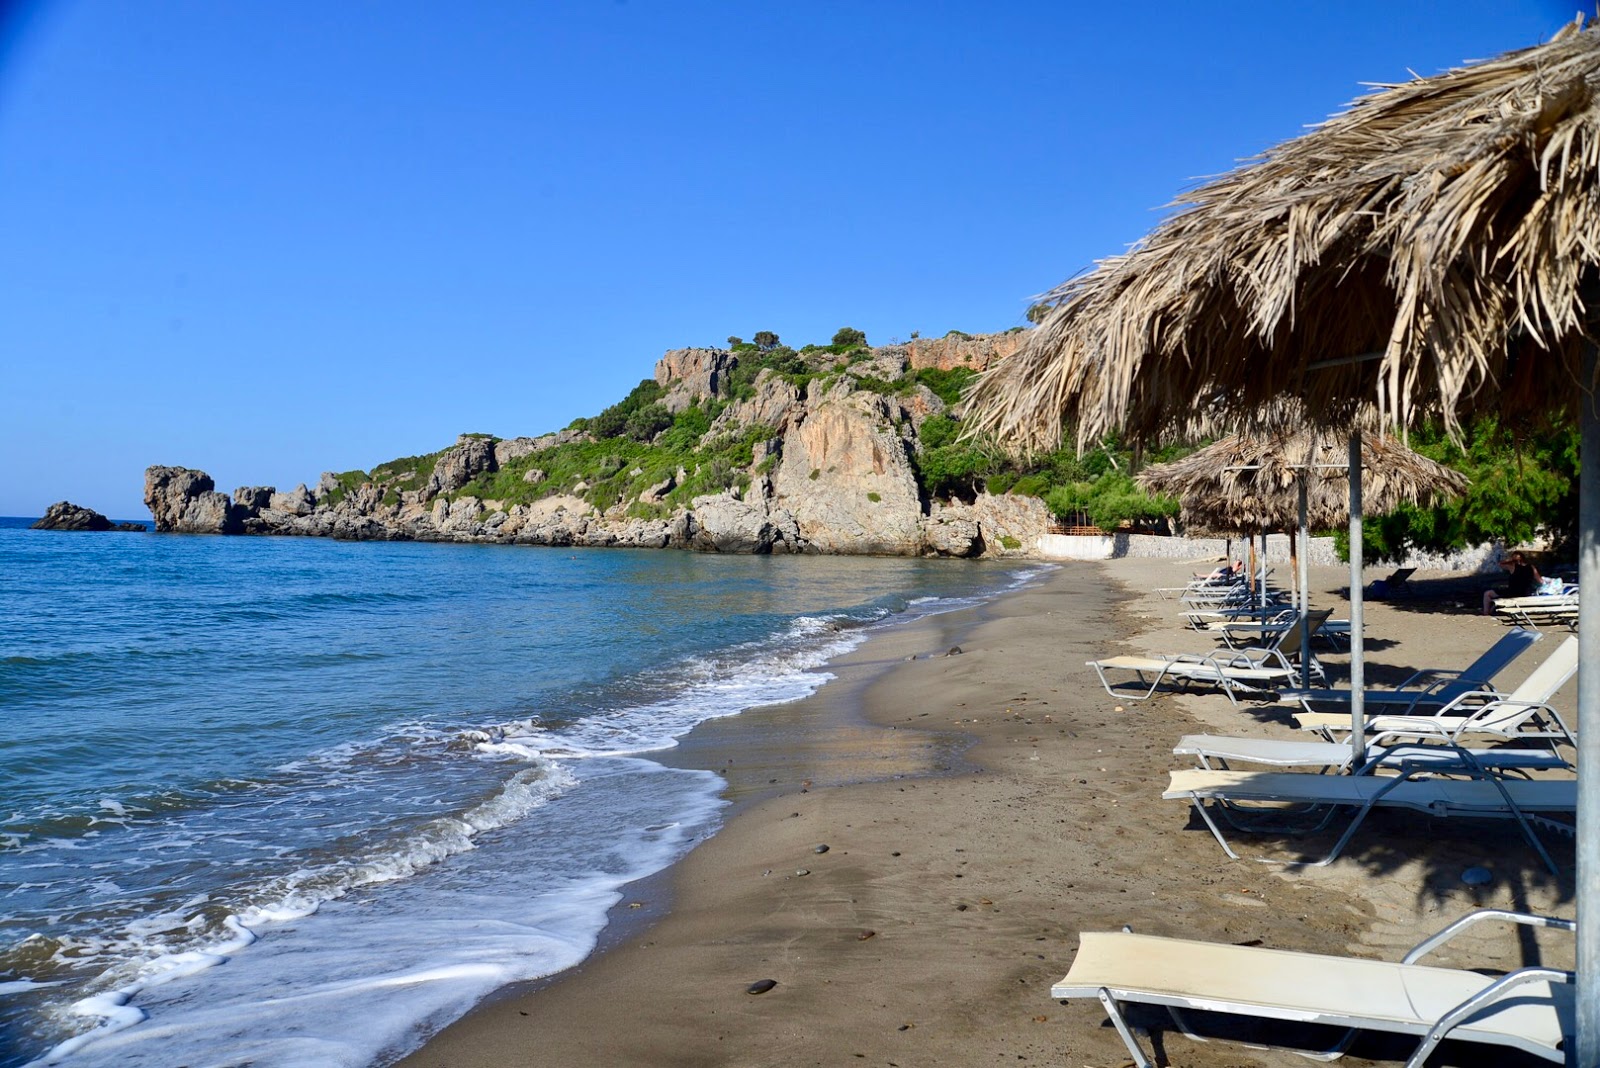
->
946, 645, 963, 656
813, 844, 829, 854
746, 979, 778, 995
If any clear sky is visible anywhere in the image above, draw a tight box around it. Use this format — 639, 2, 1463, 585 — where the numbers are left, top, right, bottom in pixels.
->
0, 0, 1577, 518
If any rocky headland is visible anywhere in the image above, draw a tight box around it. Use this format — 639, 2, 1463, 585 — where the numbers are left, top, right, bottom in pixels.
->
143, 331, 1053, 557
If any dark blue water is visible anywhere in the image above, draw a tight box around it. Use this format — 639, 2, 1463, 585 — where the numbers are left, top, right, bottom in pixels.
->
0, 519, 1033, 1067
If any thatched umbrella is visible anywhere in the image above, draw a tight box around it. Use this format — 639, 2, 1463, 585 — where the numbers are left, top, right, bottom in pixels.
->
1138, 430, 1468, 683
1136, 430, 1468, 535
965, 17, 1600, 1054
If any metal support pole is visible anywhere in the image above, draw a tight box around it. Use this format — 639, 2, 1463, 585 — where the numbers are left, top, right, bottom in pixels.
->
1299, 478, 1312, 689
1347, 430, 1365, 768
1260, 531, 1269, 610
1577, 341, 1600, 1067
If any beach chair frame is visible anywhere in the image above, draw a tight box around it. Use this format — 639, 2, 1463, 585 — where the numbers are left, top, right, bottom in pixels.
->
1166, 764, 1573, 873
1056, 910, 1574, 1068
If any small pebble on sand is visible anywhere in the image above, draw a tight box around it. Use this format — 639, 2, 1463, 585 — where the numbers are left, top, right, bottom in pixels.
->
746, 979, 777, 995
814, 844, 830, 854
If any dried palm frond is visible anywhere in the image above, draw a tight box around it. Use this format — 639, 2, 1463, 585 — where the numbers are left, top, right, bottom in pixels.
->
965, 18, 1600, 454
1135, 430, 1468, 535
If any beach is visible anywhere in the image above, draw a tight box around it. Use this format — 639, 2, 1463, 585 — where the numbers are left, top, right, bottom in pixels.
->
402, 557, 1577, 1068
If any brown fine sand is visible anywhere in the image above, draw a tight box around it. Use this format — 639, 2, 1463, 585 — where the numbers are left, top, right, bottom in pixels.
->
400, 557, 1576, 1068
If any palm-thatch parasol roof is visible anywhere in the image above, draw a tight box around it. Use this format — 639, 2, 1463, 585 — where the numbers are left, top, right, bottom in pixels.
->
964, 18, 1600, 453
1135, 431, 1469, 535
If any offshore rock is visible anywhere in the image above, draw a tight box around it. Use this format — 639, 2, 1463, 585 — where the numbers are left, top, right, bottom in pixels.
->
144, 466, 238, 534
31, 501, 140, 532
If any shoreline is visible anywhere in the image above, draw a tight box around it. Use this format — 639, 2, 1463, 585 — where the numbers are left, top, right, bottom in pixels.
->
400, 557, 1576, 1068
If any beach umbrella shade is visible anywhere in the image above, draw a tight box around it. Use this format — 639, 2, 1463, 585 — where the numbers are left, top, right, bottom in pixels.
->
1137, 429, 1468, 683
963, 17, 1600, 1058
1134, 429, 1468, 536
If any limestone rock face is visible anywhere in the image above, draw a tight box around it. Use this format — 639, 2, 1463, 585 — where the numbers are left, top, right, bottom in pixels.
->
32, 501, 118, 531
905, 332, 1026, 373
973, 492, 1052, 553
688, 493, 782, 553
269, 485, 315, 516
655, 348, 735, 412
424, 437, 497, 500
234, 486, 274, 512
144, 466, 238, 534
708, 369, 800, 435
772, 385, 923, 555
921, 506, 983, 557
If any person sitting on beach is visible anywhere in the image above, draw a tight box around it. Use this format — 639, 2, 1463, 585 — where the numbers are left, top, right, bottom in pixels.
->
1483, 550, 1541, 615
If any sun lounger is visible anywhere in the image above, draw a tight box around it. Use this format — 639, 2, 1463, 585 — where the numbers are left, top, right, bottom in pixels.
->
1163, 768, 1574, 871
1295, 635, 1578, 744
1173, 733, 1571, 774
1279, 627, 1542, 715
1089, 654, 1293, 705
1494, 592, 1579, 630
1052, 909, 1574, 1068
1090, 611, 1329, 705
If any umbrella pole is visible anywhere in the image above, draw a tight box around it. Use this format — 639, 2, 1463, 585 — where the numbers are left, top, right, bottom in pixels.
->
1260, 531, 1268, 610
1577, 342, 1600, 1066
1347, 430, 1365, 767
1298, 481, 1311, 689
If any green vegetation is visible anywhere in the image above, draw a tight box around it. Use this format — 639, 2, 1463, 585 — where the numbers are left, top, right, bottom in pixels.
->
1000, 535, 1022, 550
1337, 418, 1578, 563
319, 469, 372, 507
452, 401, 775, 512
341, 325, 1181, 535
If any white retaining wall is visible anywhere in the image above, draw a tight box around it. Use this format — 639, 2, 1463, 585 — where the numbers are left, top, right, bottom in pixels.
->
1036, 531, 1504, 574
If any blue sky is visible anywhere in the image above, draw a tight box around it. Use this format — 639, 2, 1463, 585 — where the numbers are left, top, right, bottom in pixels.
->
0, 0, 1576, 517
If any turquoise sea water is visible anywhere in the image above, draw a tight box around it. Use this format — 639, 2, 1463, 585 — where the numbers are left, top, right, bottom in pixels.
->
0, 519, 1033, 1067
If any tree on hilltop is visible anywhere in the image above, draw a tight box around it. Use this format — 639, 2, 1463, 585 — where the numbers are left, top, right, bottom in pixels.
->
831, 326, 867, 350
753, 330, 779, 350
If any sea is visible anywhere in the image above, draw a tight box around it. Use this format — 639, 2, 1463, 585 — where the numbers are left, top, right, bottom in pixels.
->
0, 517, 1037, 1067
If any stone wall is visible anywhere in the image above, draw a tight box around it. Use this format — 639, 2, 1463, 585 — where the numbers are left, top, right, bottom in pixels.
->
1037, 530, 1503, 574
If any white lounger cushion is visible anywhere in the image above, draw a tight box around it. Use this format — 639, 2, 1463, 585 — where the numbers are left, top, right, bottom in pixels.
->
1163, 769, 1576, 814
1054, 931, 1571, 1062
1172, 734, 1569, 772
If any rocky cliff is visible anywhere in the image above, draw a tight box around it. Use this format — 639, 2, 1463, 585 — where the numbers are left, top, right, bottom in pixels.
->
143, 331, 1050, 557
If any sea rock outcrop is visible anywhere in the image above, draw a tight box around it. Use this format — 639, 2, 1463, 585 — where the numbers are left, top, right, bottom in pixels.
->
31, 501, 142, 532
145, 467, 238, 534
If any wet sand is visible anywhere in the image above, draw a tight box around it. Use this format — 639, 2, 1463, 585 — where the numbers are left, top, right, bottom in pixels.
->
400, 557, 1575, 1068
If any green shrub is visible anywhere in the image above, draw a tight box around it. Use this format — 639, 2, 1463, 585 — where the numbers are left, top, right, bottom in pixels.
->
985, 472, 1017, 495
1009, 474, 1050, 498
867, 491, 881, 503
1000, 535, 1022, 550
909, 367, 976, 405
831, 326, 867, 351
